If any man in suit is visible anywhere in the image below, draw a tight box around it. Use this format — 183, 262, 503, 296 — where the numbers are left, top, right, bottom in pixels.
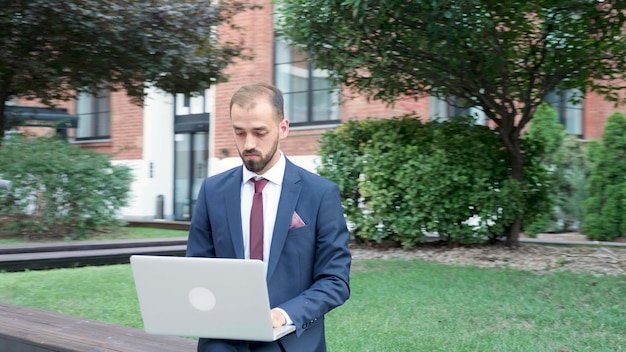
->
186, 82, 352, 352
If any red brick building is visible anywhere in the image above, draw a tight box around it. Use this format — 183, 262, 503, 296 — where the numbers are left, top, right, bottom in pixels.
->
8, 0, 623, 220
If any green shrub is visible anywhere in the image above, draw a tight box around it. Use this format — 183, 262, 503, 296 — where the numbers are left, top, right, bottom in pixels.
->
551, 136, 589, 231
583, 112, 626, 241
318, 115, 549, 247
318, 119, 379, 240
0, 134, 133, 239
523, 103, 589, 235
524, 103, 566, 157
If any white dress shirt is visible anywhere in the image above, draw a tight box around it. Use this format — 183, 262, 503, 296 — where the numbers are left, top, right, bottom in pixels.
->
241, 153, 293, 324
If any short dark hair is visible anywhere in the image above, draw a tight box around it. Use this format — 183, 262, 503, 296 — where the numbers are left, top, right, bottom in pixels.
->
229, 82, 284, 121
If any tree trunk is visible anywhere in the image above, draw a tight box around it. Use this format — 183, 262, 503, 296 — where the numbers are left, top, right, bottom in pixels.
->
500, 124, 524, 247
505, 216, 522, 247
0, 72, 12, 145
0, 97, 6, 145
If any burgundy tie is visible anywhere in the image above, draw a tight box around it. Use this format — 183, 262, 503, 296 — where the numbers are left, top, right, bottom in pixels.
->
250, 178, 269, 260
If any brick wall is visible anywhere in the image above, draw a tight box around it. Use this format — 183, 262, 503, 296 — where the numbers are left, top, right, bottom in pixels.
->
212, 0, 429, 157
68, 91, 143, 160
213, 0, 274, 160
340, 92, 430, 121
15, 92, 143, 160
108, 92, 143, 160
15, 0, 624, 162
583, 90, 626, 140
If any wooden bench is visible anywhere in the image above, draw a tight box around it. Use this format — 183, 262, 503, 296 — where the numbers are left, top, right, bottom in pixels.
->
125, 220, 190, 231
0, 303, 197, 352
0, 238, 188, 272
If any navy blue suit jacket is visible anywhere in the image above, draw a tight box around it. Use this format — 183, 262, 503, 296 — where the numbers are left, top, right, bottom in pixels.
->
186, 158, 351, 352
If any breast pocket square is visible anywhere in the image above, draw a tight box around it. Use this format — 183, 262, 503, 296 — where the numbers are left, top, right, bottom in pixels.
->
290, 211, 306, 229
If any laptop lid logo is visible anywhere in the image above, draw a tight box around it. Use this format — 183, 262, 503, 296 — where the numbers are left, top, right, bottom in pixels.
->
188, 287, 217, 311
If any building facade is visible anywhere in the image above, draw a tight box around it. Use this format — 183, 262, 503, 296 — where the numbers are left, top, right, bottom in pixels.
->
9, 1, 623, 221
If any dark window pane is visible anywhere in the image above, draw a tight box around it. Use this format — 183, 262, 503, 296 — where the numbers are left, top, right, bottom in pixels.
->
290, 46, 308, 63
75, 88, 111, 139
312, 69, 332, 90
545, 88, 584, 136
284, 92, 308, 123
275, 41, 292, 64
276, 63, 309, 93
564, 89, 583, 135
312, 89, 338, 121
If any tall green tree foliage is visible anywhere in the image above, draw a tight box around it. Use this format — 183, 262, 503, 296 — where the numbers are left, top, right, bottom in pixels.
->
524, 103, 566, 158
0, 0, 257, 141
277, 0, 626, 244
554, 135, 589, 231
583, 112, 626, 241
524, 103, 589, 234
523, 103, 563, 234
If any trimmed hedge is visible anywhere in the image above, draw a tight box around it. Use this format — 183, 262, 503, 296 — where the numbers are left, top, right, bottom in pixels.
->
0, 134, 133, 239
318, 115, 549, 247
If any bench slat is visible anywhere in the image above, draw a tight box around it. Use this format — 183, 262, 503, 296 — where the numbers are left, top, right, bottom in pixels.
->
0, 303, 196, 352
0, 246, 186, 272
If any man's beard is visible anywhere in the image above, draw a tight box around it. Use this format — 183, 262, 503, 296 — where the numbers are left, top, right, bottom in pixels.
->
239, 140, 279, 173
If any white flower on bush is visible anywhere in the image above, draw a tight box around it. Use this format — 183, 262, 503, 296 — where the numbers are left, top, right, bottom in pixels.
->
464, 214, 496, 231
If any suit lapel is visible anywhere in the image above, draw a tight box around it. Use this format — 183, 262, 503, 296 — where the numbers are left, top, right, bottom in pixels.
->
267, 160, 302, 280
225, 169, 245, 259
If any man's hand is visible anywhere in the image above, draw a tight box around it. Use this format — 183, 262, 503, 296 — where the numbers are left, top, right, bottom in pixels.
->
271, 308, 287, 328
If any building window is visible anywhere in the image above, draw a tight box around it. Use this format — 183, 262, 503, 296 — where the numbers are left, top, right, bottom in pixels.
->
545, 89, 583, 136
429, 96, 486, 125
76, 89, 111, 139
274, 39, 340, 126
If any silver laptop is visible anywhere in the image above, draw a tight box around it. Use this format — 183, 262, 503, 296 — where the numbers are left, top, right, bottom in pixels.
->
130, 255, 296, 342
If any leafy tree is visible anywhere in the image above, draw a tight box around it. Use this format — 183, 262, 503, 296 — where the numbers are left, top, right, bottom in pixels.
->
0, 0, 257, 141
276, 0, 626, 244
583, 112, 626, 241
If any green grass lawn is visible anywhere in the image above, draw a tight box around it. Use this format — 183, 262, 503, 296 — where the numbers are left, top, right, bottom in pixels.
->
1, 259, 624, 351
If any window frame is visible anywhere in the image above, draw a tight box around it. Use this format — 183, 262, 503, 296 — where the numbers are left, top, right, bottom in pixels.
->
544, 88, 584, 137
273, 36, 341, 127
429, 95, 487, 125
75, 88, 111, 141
